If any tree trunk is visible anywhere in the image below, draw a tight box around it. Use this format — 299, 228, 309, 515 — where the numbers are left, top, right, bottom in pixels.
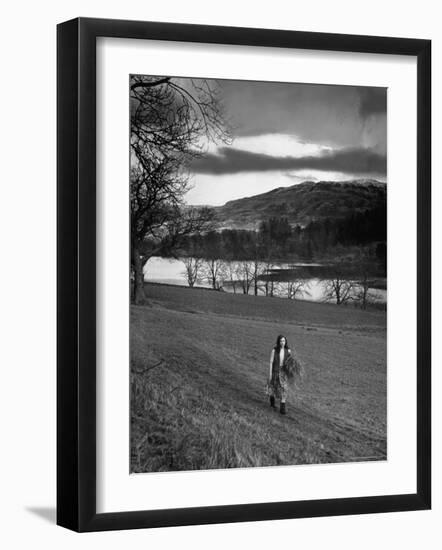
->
361, 275, 368, 310
132, 244, 146, 304
335, 280, 341, 305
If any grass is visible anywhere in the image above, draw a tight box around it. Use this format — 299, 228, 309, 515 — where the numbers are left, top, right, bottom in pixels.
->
130, 283, 386, 473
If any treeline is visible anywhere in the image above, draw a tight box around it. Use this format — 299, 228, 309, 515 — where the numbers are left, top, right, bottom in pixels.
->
179, 254, 386, 309
173, 204, 386, 270
156, 205, 387, 309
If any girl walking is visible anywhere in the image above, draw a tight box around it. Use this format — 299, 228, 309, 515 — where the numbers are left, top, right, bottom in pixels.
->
267, 335, 291, 414
267, 334, 303, 415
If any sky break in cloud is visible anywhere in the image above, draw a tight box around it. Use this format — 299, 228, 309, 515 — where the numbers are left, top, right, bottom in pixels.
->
184, 80, 387, 204
132, 77, 387, 204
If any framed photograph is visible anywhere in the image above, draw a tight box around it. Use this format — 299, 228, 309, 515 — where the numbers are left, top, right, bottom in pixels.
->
57, 17, 431, 532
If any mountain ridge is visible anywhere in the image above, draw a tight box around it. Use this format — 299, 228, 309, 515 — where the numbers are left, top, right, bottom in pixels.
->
197, 179, 386, 231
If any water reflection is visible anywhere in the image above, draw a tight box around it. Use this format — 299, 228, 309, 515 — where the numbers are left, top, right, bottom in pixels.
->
144, 257, 386, 304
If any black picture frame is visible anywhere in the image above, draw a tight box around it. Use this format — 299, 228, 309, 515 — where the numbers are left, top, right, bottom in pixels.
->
57, 17, 431, 532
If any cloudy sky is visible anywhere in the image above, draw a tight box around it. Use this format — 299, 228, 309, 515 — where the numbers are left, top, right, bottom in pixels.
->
186, 79, 387, 205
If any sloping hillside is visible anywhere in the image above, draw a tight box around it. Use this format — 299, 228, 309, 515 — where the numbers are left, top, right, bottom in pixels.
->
211, 179, 386, 230
131, 284, 386, 473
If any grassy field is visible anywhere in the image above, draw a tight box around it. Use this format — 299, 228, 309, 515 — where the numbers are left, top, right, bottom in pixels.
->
130, 283, 386, 473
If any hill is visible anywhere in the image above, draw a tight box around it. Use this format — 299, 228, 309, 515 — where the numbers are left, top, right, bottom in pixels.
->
211, 179, 386, 230
131, 283, 386, 472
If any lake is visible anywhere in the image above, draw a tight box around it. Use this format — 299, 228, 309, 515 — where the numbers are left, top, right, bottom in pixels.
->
144, 257, 386, 304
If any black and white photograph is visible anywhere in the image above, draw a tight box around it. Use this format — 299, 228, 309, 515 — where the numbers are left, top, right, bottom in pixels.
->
130, 74, 387, 473
0, 0, 436, 541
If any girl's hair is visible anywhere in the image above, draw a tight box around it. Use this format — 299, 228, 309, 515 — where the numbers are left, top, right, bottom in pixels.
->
274, 334, 289, 351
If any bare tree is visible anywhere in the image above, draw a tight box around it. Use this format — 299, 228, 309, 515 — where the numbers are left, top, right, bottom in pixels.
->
236, 261, 254, 295
182, 257, 204, 287
352, 249, 381, 310
285, 279, 311, 300
251, 260, 268, 296
354, 273, 370, 309
131, 181, 214, 302
225, 261, 240, 294
262, 260, 276, 297
130, 75, 231, 303
131, 76, 229, 167
322, 275, 355, 305
202, 258, 227, 290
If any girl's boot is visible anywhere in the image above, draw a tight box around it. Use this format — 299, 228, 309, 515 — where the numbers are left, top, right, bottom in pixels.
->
280, 402, 286, 415
270, 396, 276, 408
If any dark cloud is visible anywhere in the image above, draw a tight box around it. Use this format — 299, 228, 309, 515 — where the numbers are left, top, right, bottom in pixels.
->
191, 147, 386, 176
218, 80, 386, 153
358, 88, 387, 119
220, 80, 361, 142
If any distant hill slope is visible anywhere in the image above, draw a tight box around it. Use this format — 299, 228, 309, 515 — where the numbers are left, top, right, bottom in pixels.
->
210, 179, 386, 230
